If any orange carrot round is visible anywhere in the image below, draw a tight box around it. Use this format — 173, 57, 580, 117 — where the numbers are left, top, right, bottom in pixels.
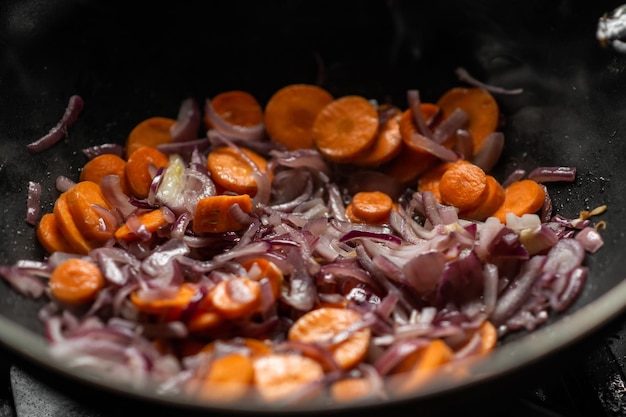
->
461, 175, 505, 221
125, 145, 169, 199
192, 194, 253, 234
391, 339, 453, 396
206, 146, 268, 196
312, 96, 379, 163
436, 87, 499, 154
264, 84, 334, 150
114, 208, 171, 242
130, 283, 196, 316
356, 105, 403, 167
80, 153, 129, 195
252, 353, 325, 403
345, 191, 393, 224
288, 307, 371, 371
209, 277, 261, 320
438, 161, 488, 212
53, 192, 94, 255
49, 258, 105, 304
66, 180, 116, 244
36, 213, 75, 254
206, 90, 264, 129
125, 116, 176, 158
491, 179, 546, 223
189, 353, 255, 403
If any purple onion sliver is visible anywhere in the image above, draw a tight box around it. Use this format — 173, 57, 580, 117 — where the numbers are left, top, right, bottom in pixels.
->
407, 90, 433, 138
472, 132, 504, 172
432, 108, 469, 144
455, 67, 524, 95
339, 230, 402, 246
27, 95, 84, 153
204, 98, 265, 141
453, 129, 474, 160
157, 138, 210, 155
502, 169, 527, 188
575, 226, 605, 253
82, 143, 124, 159
170, 97, 201, 143
407, 131, 459, 162
55, 175, 76, 193
528, 166, 577, 183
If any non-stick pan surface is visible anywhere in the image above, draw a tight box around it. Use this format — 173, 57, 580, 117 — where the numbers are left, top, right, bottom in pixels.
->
1, 0, 626, 415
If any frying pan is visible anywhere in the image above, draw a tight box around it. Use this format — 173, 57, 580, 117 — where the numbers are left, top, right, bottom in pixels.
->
1, 0, 626, 415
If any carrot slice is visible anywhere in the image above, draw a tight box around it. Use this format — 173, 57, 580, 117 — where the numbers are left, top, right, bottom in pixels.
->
264, 84, 334, 150
192, 194, 253, 234
125, 145, 169, 199
461, 175, 505, 221
80, 153, 129, 195
114, 208, 171, 242
252, 353, 325, 403
201, 337, 273, 358
491, 179, 546, 223
209, 277, 261, 320
391, 339, 453, 396
206, 146, 268, 196
36, 213, 75, 254
356, 105, 403, 167
477, 320, 498, 354
187, 311, 224, 334
417, 161, 460, 202
330, 377, 374, 403
288, 307, 371, 371
436, 87, 499, 154
385, 104, 443, 184
125, 116, 176, 158
130, 283, 196, 315
49, 258, 105, 304
312, 96, 379, 163
438, 161, 488, 212
190, 353, 255, 403
206, 90, 263, 129
66, 180, 115, 244
53, 192, 94, 255
345, 191, 393, 224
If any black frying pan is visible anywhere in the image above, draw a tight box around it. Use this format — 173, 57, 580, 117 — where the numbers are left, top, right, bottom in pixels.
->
1, 0, 626, 415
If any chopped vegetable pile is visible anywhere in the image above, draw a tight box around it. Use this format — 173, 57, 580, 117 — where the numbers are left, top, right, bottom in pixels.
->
0, 76, 607, 406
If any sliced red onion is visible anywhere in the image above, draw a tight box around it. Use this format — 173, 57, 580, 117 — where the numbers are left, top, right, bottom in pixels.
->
575, 226, 605, 253
471, 132, 504, 172
455, 67, 524, 95
27, 95, 84, 153
402, 250, 446, 298
204, 98, 265, 141
157, 138, 210, 155
551, 266, 587, 312
99, 175, 135, 218
453, 129, 474, 160
407, 89, 433, 138
502, 169, 527, 188
528, 166, 577, 183
170, 98, 201, 143
268, 148, 331, 178
406, 131, 459, 162
0, 265, 47, 298
54, 175, 75, 193
26, 181, 42, 225
432, 108, 469, 144
82, 143, 123, 159
339, 230, 403, 246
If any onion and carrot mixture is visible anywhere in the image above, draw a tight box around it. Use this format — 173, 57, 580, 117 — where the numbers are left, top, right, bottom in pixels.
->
1, 78, 607, 406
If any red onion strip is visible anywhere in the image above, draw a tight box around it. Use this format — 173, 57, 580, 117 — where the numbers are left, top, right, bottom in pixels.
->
26, 181, 42, 225
27, 95, 84, 153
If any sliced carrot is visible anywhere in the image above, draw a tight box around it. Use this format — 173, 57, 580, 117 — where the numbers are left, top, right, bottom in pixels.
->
125, 116, 176, 158
80, 153, 129, 195
312, 96, 379, 163
385, 104, 444, 184
476, 320, 497, 354
417, 161, 459, 202
187, 311, 224, 334
190, 353, 254, 403
192, 194, 253, 234
114, 208, 171, 242
130, 283, 196, 316
330, 377, 374, 403
345, 191, 393, 224
66, 180, 115, 244
436, 87, 499, 154
252, 353, 325, 403
125, 145, 169, 199
438, 161, 488, 212
391, 339, 453, 396
209, 277, 261, 320
53, 192, 94, 255
264, 84, 334, 150
36, 213, 75, 254
491, 179, 546, 223
356, 105, 403, 167
460, 175, 505, 221
288, 307, 371, 371
206, 90, 263, 129
206, 146, 269, 196
49, 258, 105, 304
241, 258, 284, 301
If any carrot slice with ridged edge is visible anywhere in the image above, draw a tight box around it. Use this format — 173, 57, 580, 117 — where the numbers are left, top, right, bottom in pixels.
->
264, 84, 334, 150
312, 95, 379, 163
49, 258, 105, 305
125, 145, 169, 199
66, 180, 116, 244
36, 213, 75, 254
125, 116, 176, 159
206, 146, 269, 196
206, 90, 264, 129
